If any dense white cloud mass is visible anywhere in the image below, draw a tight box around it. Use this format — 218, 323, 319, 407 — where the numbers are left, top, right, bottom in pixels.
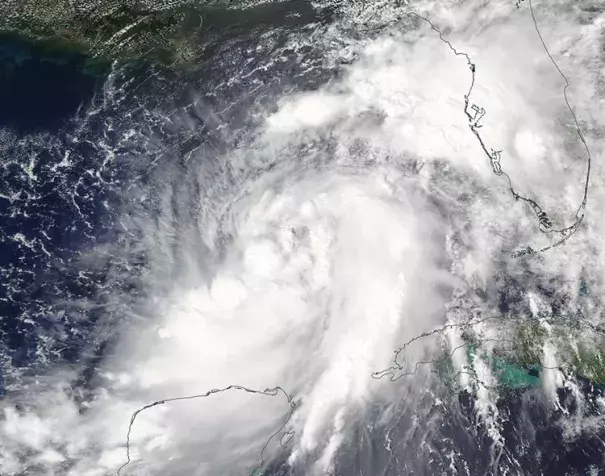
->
1, 0, 604, 475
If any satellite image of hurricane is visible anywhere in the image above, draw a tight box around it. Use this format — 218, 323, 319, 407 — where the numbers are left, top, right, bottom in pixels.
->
0, 0, 604, 475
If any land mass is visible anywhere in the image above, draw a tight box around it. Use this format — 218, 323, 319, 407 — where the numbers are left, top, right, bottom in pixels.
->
0, 0, 313, 68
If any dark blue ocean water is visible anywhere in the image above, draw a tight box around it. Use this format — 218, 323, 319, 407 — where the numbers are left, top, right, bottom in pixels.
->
0, 34, 106, 132
0, 36, 116, 391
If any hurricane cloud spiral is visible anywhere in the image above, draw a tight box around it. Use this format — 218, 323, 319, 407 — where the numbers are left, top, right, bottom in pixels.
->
1, 0, 605, 475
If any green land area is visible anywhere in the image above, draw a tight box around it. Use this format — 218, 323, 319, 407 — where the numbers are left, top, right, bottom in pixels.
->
441, 321, 605, 391
1, 0, 198, 68
511, 321, 605, 386
0, 0, 303, 69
